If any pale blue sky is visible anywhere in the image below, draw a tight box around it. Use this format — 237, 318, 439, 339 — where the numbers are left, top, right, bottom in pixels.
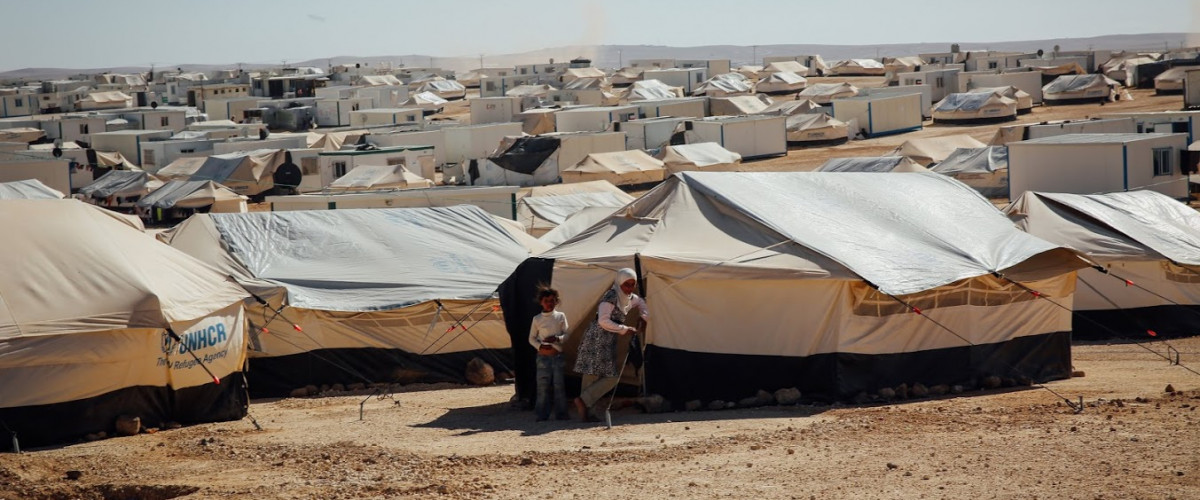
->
0, 0, 1193, 70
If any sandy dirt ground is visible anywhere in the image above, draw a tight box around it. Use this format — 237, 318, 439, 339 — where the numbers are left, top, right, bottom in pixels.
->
2, 338, 1199, 499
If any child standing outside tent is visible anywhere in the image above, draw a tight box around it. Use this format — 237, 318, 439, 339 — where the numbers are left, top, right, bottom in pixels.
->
528, 288, 570, 421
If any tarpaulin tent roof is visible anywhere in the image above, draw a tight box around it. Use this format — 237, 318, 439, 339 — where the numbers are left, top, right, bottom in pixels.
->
829, 59, 886, 75
710, 95, 773, 115
93, 150, 140, 170
190, 148, 286, 195
306, 130, 368, 151
784, 113, 848, 143
891, 135, 987, 165
0, 127, 45, 143
85, 91, 131, 104
561, 150, 665, 186
624, 79, 682, 100
693, 73, 754, 96
172, 206, 536, 311
489, 136, 561, 175
327, 164, 434, 191
0, 179, 64, 199
564, 77, 609, 90
935, 92, 1012, 112
816, 156, 928, 173
359, 74, 403, 87
543, 172, 1082, 295
537, 206, 620, 247
417, 79, 466, 94
656, 142, 742, 173
1043, 74, 1118, 95
762, 61, 809, 76
78, 170, 162, 199
519, 191, 634, 228
135, 179, 245, 209
931, 147, 1009, 174
406, 91, 448, 109
756, 71, 807, 91
563, 67, 607, 82
758, 99, 824, 116
969, 86, 1033, 110
798, 82, 859, 103
1006, 190, 1200, 264
506, 84, 557, 97
156, 157, 209, 180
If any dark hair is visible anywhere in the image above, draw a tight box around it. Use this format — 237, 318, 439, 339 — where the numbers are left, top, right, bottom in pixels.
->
537, 287, 560, 302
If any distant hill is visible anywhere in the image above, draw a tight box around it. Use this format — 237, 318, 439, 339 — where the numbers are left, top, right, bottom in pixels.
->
1, 32, 1188, 81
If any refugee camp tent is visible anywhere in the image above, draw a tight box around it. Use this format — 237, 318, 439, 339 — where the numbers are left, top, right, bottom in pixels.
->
562, 67, 608, 84
798, 83, 859, 105
610, 67, 644, 86
709, 94, 773, 115
471, 132, 626, 186
1103, 56, 1158, 87
537, 206, 620, 247
760, 61, 809, 78
326, 164, 435, 191
756, 72, 808, 94
816, 156, 928, 172
405, 91, 449, 114
736, 65, 765, 80
79, 169, 163, 203
515, 182, 635, 237
692, 73, 754, 97
161, 206, 534, 395
932, 92, 1018, 124
784, 113, 849, 145
883, 56, 925, 75
359, 74, 404, 87
307, 130, 369, 152
891, 135, 988, 165
828, 59, 886, 76
1006, 190, 1200, 339
155, 157, 209, 180
929, 147, 1009, 198
189, 149, 287, 196
0, 199, 249, 447
0, 179, 64, 199
0, 127, 45, 143
758, 99, 824, 116
623, 79, 684, 101
561, 150, 666, 187
1043, 75, 1118, 104
1154, 67, 1190, 94
969, 86, 1033, 113
416, 79, 466, 100
499, 172, 1086, 404
506, 84, 556, 99
136, 180, 248, 213
656, 142, 742, 174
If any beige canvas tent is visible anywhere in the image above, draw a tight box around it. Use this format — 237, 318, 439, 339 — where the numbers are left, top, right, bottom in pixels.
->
760, 61, 809, 78
758, 99, 824, 116
610, 67, 644, 86
499, 172, 1085, 404
0, 178, 64, 199
828, 59, 886, 76
969, 86, 1033, 113
930, 146, 1009, 198
798, 82, 859, 104
755, 72, 808, 94
709, 94, 773, 115
161, 206, 535, 395
692, 73, 754, 97
516, 181, 636, 236
327, 164, 435, 191
188, 149, 287, 196
137, 179, 248, 214
785, 113, 849, 145
562, 67, 608, 84
1043, 74, 1117, 104
1154, 67, 1189, 94
656, 142, 742, 174
817, 156, 928, 172
623, 79, 684, 101
517, 108, 559, 135
306, 130, 369, 152
0, 127, 45, 143
1006, 190, 1200, 339
561, 150, 665, 187
932, 92, 1018, 124
0, 199, 249, 447
891, 135, 987, 165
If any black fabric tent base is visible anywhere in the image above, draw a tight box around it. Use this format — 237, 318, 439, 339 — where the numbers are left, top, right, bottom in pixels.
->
643, 331, 1072, 404
246, 347, 515, 397
0, 374, 248, 449
1073, 305, 1200, 340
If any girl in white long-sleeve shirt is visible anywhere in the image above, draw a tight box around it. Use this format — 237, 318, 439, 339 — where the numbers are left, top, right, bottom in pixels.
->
529, 288, 569, 421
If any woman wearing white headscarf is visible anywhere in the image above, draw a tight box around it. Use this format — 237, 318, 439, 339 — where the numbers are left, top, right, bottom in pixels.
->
573, 268, 649, 421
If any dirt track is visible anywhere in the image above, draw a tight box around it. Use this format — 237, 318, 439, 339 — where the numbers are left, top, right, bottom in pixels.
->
3, 338, 1199, 499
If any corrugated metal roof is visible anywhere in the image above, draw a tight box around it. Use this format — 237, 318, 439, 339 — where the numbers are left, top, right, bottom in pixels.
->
1015, 133, 1184, 145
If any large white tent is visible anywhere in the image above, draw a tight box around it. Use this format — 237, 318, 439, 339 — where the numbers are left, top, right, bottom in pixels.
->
784, 113, 849, 145
1006, 190, 1200, 339
161, 206, 537, 395
515, 180, 635, 237
755, 72, 808, 94
499, 172, 1086, 403
930, 147, 1009, 198
1043, 74, 1118, 104
561, 150, 666, 187
656, 142, 742, 174
0, 179, 64, 199
932, 92, 1018, 124
816, 156, 928, 173
798, 82, 859, 105
327, 164, 435, 191
891, 135, 988, 165
0, 200, 250, 446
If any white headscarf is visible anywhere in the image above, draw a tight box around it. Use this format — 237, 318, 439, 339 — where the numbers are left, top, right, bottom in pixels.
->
613, 268, 637, 313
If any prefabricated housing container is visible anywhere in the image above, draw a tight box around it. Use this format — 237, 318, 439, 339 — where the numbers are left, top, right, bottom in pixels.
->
317, 145, 437, 187
316, 98, 374, 127
212, 135, 309, 155
1007, 133, 1188, 200
685, 115, 787, 159
897, 69, 960, 101
89, 129, 173, 166
643, 68, 709, 95
1186, 70, 1200, 110
349, 108, 424, 128
832, 93, 924, 138
266, 185, 522, 218
0, 159, 72, 193
138, 138, 214, 171
554, 105, 640, 133
860, 85, 933, 118
632, 98, 707, 119
442, 122, 524, 165
963, 71, 1044, 104
470, 97, 519, 124
992, 117, 1138, 145
366, 130, 447, 166
616, 116, 690, 150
